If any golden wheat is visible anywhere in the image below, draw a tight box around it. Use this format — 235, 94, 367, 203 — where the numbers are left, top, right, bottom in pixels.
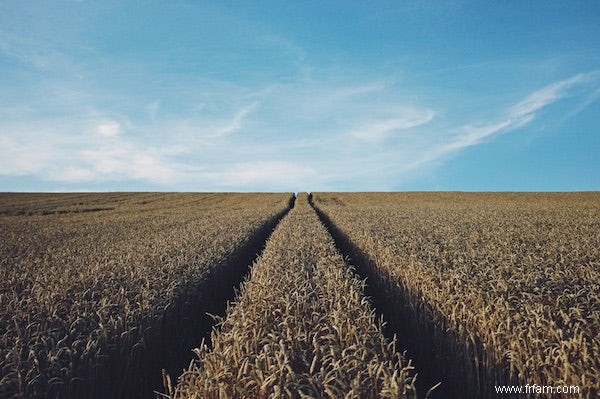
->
313, 192, 600, 398
171, 193, 418, 399
0, 193, 292, 399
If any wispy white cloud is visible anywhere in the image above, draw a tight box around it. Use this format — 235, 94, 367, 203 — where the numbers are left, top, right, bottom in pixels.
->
0, 134, 58, 176
460, 72, 597, 148
0, 53, 598, 190
213, 103, 258, 137
352, 109, 434, 141
78, 146, 177, 183
508, 73, 595, 118
201, 161, 319, 190
397, 71, 600, 175
0, 116, 180, 185
95, 121, 120, 137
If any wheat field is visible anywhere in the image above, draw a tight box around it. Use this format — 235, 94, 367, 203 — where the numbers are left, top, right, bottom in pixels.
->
313, 192, 599, 398
1, 192, 598, 398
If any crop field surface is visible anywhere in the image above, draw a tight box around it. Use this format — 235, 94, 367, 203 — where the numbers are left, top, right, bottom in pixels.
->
1, 192, 598, 399
312, 192, 600, 398
0, 193, 293, 399
171, 193, 416, 399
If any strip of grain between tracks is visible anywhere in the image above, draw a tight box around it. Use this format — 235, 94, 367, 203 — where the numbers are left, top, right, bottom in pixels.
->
308, 194, 447, 398
155, 195, 297, 398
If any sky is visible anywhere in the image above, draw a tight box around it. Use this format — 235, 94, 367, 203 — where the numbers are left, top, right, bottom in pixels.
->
1, 1, 599, 192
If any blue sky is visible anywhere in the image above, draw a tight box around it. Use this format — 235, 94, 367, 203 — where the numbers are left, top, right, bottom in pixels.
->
1, 1, 599, 191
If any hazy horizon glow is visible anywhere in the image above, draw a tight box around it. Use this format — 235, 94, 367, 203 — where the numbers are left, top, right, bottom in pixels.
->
1, 1, 599, 191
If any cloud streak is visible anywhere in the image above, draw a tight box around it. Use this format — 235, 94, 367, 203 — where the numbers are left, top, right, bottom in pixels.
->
213, 103, 258, 137
386, 71, 599, 178
508, 73, 595, 118
0, 66, 598, 191
352, 109, 435, 141
444, 71, 599, 154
